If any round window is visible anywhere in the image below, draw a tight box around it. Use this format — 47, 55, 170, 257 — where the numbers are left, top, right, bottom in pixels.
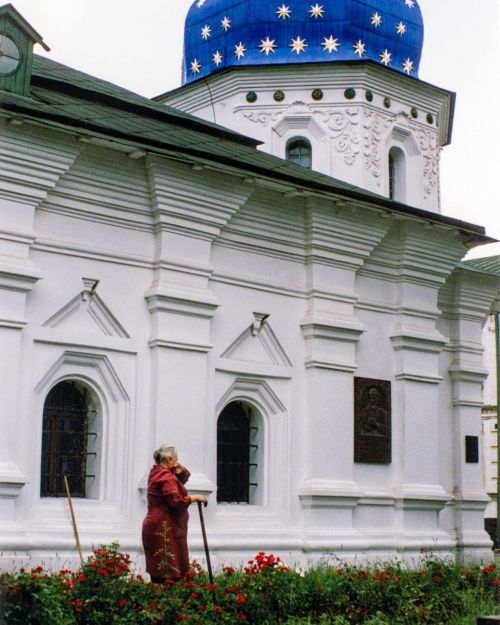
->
0, 34, 21, 76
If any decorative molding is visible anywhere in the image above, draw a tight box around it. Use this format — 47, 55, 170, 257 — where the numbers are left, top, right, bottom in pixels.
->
42, 280, 130, 338
34, 351, 129, 403
146, 157, 254, 241
145, 284, 220, 319
415, 128, 439, 198
316, 107, 360, 165
362, 109, 392, 184
215, 377, 286, 415
148, 339, 213, 353
390, 326, 447, 354
299, 479, 364, 508
220, 314, 292, 367
301, 314, 365, 343
272, 102, 327, 141
0, 462, 27, 499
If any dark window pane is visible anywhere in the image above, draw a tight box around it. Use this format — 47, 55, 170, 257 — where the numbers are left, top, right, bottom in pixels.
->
287, 139, 312, 169
217, 402, 254, 503
389, 152, 395, 200
40, 381, 89, 498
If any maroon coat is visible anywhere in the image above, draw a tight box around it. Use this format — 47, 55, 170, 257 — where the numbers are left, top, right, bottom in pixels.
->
142, 464, 191, 579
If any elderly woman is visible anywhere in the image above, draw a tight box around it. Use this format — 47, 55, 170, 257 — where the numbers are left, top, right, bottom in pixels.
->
142, 445, 207, 583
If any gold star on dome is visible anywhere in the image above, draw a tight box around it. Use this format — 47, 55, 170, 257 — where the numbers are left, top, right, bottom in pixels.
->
221, 16, 231, 31
190, 58, 201, 74
234, 41, 246, 59
396, 21, 406, 35
353, 39, 366, 57
310, 4, 324, 18
201, 25, 211, 40
196, 0, 205, 7
212, 50, 223, 66
259, 37, 277, 55
276, 4, 292, 19
289, 36, 307, 54
371, 12, 382, 27
322, 35, 340, 52
404, 0, 415, 7
380, 49, 391, 66
402, 58, 414, 74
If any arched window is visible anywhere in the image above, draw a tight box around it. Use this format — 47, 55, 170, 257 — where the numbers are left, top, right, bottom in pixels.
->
388, 146, 406, 202
286, 137, 312, 169
40, 380, 100, 498
217, 401, 260, 504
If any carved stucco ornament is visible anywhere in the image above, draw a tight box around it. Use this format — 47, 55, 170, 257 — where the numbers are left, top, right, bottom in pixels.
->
241, 109, 283, 127
415, 127, 439, 198
362, 109, 393, 185
317, 107, 360, 166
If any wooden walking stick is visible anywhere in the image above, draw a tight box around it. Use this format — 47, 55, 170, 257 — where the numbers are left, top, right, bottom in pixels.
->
64, 475, 84, 564
197, 501, 213, 584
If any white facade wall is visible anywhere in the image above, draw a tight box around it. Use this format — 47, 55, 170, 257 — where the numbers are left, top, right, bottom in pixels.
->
0, 112, 498, 571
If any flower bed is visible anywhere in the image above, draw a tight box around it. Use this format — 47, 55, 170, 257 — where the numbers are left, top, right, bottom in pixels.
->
1, 543, 499, 624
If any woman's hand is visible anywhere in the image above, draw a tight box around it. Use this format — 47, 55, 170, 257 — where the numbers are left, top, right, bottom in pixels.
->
173, 463, 187, 475
190, 495, 208, 504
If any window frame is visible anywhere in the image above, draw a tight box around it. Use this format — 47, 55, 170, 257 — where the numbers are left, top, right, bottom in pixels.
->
286, 137, 313, 169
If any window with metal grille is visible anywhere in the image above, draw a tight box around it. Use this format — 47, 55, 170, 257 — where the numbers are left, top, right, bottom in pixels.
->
286, 137, 312, 169
40, 381, 98, 498
217, 401, 258, 504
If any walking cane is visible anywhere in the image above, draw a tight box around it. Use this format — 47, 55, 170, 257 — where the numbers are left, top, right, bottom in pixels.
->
64, 475, 84, 564
197, 501, 213, 584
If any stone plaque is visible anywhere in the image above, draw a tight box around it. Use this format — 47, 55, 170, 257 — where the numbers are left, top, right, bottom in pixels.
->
354, 377, 391, 464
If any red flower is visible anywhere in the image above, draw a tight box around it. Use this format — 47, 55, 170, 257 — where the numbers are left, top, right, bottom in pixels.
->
78, 573, 88, 583
165, 579, 177, 585
432, 575, 442, 583
206, 583, 217, 592
98, 569, 110, 577
482, 564, 496, 574
213, 605, 223, 615
236, 592, 247, 606
118, 599, 126, 607
72, 599, 85, 614
197, 604, 207, 612
59, 569, 72, 575
31, 566, 44, 575
238, 614, 248, 621
176, 615, 186, 622
223, 566, 235, 575
191, 592, 199, 600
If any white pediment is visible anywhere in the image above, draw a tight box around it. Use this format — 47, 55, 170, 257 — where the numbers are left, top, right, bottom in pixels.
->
220, 313, 291, 366
42, 278, 129, 338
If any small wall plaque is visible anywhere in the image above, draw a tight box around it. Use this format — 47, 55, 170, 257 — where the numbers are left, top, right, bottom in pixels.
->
354, 378, 391, 464
465, 436, 479, 463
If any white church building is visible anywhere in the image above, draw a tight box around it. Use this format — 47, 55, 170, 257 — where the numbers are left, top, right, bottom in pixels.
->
0, 0, 499, 569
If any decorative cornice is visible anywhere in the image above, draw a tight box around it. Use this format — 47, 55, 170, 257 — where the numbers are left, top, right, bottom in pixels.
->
145, 284, 220, 319
146, 156, 253, 241
301, 314, 365, 343
299, 479, 364, 508
390, 325, 447, 354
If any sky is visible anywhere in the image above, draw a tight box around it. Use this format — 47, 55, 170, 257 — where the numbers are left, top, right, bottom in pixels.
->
11, 0, 500, 258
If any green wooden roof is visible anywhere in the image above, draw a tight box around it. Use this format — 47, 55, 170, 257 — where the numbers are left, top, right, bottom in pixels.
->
0, 54, 494, 245
464, 255, 500, 275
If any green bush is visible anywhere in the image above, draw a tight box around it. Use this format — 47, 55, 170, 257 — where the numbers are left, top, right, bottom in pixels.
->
1, 544, 499, 624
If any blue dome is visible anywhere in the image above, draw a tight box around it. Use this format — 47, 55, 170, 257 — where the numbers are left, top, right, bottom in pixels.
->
182, 0, 424, 84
